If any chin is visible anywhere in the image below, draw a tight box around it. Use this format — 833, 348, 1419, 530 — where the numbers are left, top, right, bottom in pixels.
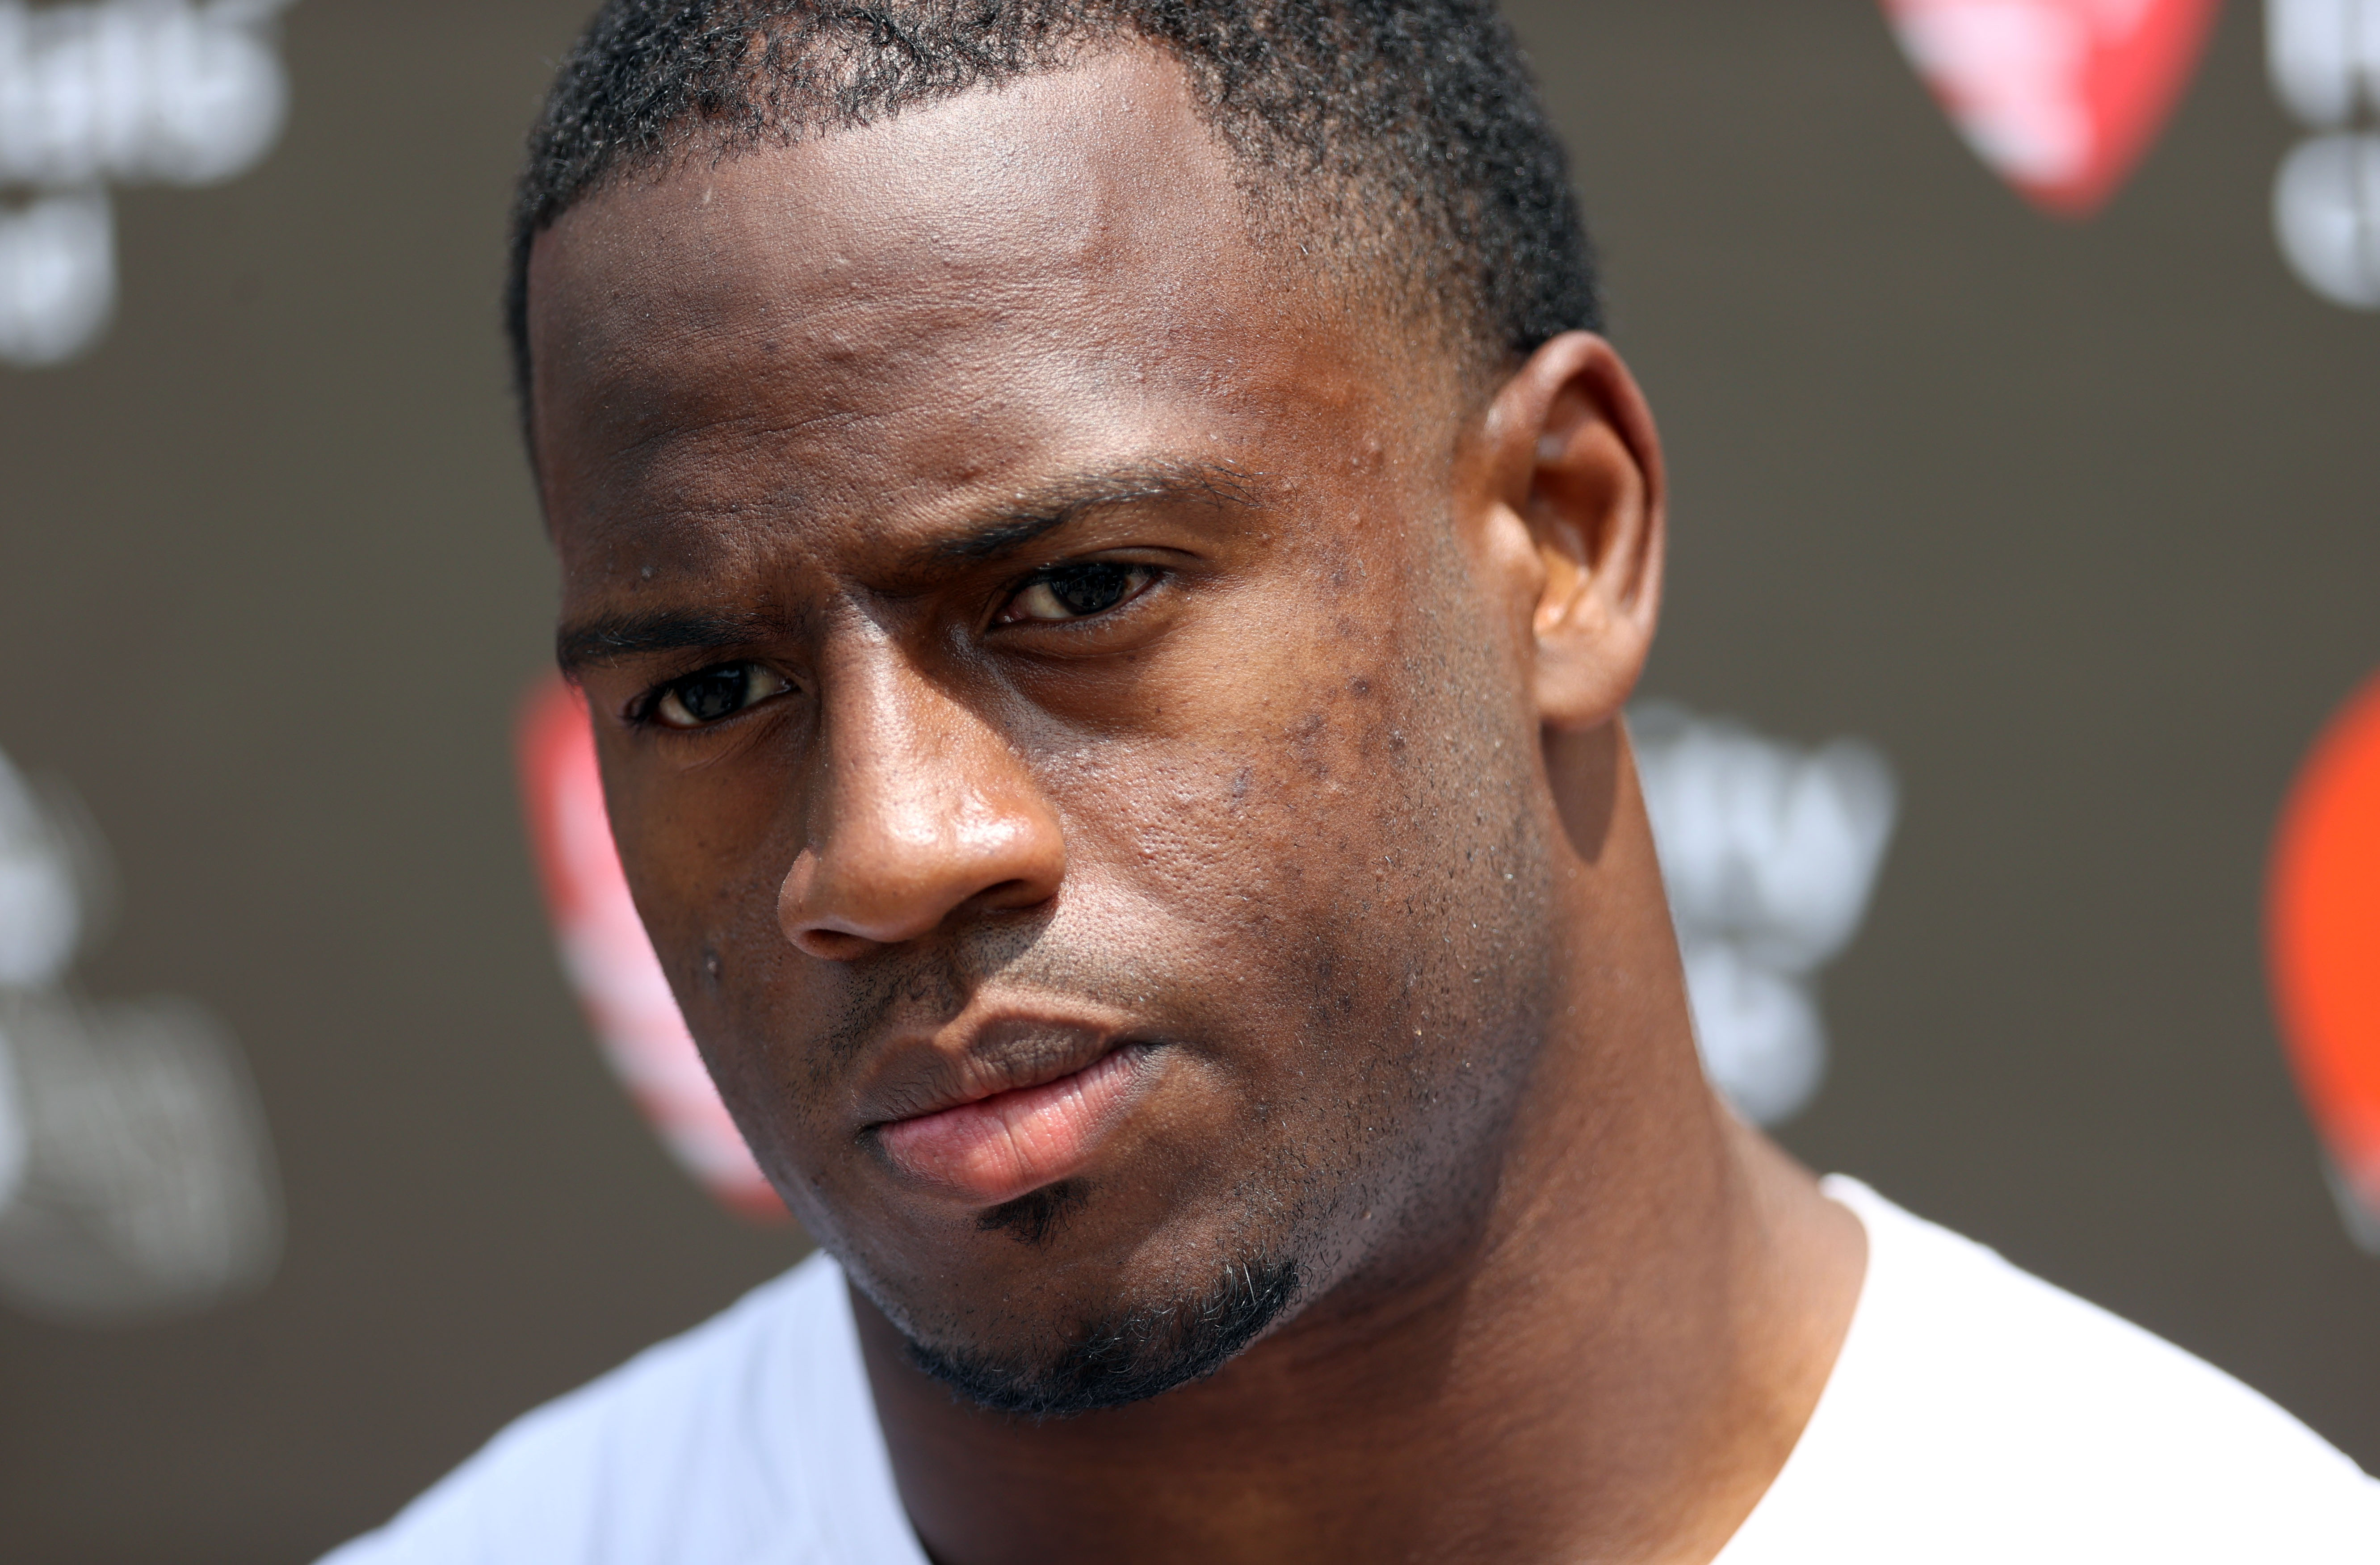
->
893, 1249, 1302, 1419
831, 1166, 1321, 1419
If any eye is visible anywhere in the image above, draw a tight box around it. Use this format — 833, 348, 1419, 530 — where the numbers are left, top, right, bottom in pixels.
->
999, 562, 1158, 624
649, 663, 793, 730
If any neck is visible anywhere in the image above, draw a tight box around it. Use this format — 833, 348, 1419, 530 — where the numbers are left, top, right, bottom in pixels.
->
852, 761, 1866, 1565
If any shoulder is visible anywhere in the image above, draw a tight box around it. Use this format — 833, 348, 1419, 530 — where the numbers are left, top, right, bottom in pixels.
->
318, 1252, 906, 1565
1722, 1179, 2380, 1564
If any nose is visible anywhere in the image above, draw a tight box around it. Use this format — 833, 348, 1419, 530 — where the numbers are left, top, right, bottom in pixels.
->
778, 650, 1066, 961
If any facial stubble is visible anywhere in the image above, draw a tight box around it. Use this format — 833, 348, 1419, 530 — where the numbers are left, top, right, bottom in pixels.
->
868, 533, 1560, 1420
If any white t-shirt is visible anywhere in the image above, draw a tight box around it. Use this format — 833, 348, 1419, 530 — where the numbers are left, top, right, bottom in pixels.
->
323, 1179, 2380, 1563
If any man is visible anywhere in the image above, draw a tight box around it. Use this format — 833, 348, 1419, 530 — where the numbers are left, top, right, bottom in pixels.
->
330, 2, 2378, 1560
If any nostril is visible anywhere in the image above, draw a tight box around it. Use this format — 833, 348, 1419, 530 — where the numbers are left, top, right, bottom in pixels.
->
776, 769, 1069, 958
967, 878, 1056, 918
791, 886, 1053, 961
793, 926, 879, 963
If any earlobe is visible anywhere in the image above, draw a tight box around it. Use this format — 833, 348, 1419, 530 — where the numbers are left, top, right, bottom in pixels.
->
1489, 333, 1667, 734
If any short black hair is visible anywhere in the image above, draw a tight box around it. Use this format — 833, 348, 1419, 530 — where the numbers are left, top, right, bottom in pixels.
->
506, 0, 1598, 427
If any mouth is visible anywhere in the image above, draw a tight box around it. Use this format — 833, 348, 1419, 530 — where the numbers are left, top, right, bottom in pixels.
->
868, 1034, 1156, 1208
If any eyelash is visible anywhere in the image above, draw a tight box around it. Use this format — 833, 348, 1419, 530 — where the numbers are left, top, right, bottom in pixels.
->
632, 662, 794, 732
626, 560, 1167, 730
994, 560, 1165, 629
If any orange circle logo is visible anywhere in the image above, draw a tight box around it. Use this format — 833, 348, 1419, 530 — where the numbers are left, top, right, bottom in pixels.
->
2268, 671, 2380, 1230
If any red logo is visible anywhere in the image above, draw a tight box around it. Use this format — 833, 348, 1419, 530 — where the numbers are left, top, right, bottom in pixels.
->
1882, 0, 2224, 216
517, 676, 786, 1221
2268, 671, 2380, 1234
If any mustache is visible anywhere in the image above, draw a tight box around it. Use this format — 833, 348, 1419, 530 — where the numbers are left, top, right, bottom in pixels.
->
802, 908, 1158, 1082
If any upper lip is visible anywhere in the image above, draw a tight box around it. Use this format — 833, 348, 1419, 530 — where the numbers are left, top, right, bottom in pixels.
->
855, 1011, 1137, 1130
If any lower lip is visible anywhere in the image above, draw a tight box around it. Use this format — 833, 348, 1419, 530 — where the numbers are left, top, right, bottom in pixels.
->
875, 1046, 1150, 1207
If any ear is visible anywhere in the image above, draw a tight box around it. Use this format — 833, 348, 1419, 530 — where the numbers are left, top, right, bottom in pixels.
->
1477, 332, 1666, 732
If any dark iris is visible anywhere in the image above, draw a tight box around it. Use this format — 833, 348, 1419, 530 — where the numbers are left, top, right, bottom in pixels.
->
672, 664, 755, 723
1044, 562, 1136, 617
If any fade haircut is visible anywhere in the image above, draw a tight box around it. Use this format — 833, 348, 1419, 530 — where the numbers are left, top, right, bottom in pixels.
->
505, 0, 1599, 428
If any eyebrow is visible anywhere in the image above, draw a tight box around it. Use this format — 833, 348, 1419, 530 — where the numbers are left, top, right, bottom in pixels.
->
554, 461, 1263, 675
555, 609, 778, 676
924, 462, 1263, 566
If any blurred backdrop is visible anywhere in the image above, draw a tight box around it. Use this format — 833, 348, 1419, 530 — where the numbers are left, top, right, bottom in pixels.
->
0, 2, 2375, 1560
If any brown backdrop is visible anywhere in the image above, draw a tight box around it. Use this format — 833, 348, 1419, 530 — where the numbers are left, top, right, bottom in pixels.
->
0, 3, 2373, 1560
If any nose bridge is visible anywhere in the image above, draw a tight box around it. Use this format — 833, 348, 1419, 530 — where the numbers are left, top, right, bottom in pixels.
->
781, 626, 1064, 957
827, 645, 997, 856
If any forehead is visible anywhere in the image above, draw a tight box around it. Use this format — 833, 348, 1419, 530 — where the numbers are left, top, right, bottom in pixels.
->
525, 48, 1403, 575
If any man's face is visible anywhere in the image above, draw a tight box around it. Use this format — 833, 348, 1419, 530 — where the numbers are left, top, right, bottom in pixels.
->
530, 50, 1568, 1412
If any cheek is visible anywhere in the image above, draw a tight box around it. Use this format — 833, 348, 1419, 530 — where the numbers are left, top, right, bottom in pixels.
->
606, 753, 825, 1099
1050, 661, 1445, 1015
607, 723, 797, 883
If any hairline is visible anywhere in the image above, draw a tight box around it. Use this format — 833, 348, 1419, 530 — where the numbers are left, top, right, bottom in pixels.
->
507, 38, 1510, 457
